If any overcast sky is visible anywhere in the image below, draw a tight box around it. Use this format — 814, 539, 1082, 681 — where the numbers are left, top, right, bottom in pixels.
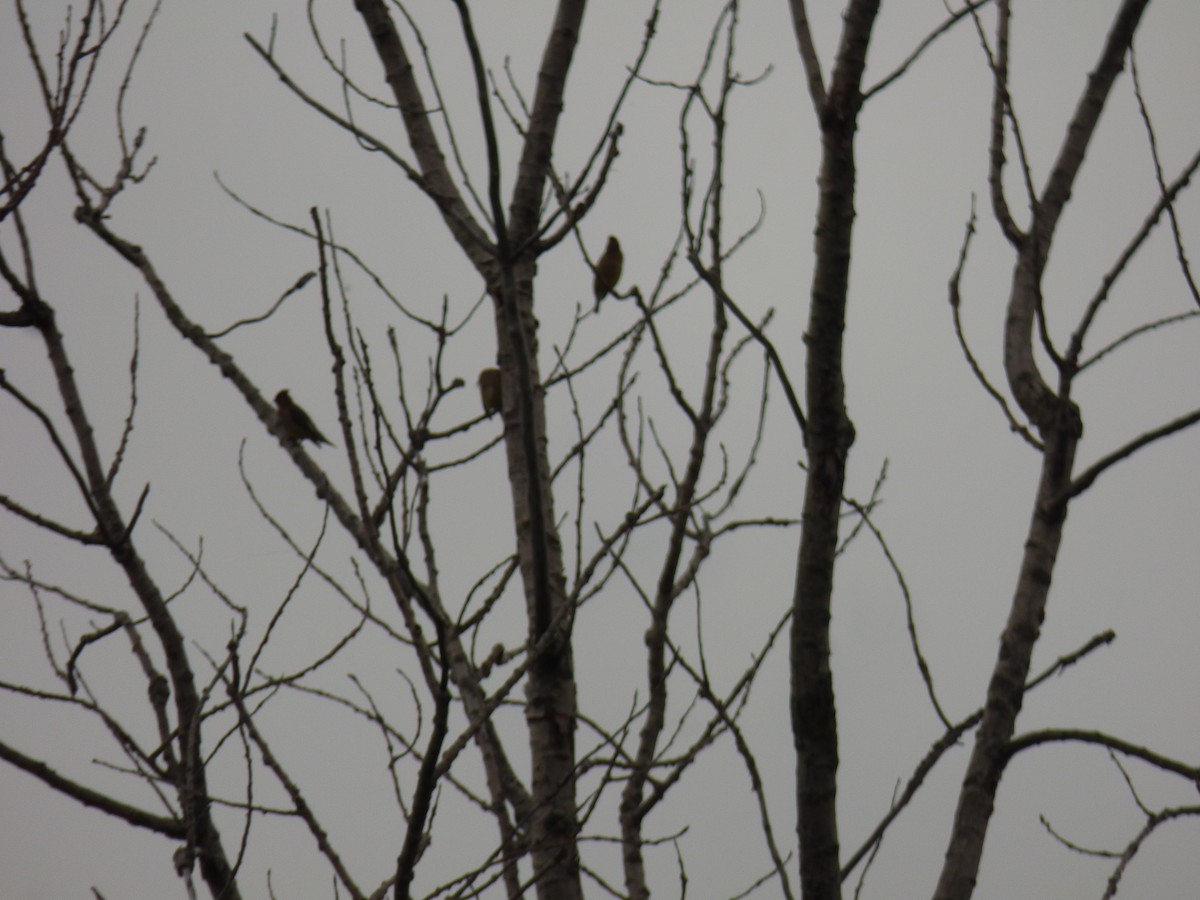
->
2, 2, 1199, 898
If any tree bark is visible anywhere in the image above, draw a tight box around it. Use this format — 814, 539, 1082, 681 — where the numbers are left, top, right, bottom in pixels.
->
493, 262, 581, 900
931, 425, 1076, 900
788, 3, 879, 899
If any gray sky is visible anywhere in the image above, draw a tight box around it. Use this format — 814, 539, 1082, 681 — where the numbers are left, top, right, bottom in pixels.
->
2, 1, 1199, 897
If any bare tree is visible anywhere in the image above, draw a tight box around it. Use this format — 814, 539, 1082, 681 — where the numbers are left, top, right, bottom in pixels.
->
1, 1, 783, 897
786, 2, 1200, 899
2, 1, 1198, 899
932, 2, 1200, 896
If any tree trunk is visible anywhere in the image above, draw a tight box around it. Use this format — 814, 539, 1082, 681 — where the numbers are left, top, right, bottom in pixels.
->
494, 262, 580, 900
789, 4, 879, 899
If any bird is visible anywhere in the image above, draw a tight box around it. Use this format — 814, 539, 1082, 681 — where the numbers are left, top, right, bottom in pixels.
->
478, 368, 502, 417
592, 235, 623, 310
274, 390, 332, 446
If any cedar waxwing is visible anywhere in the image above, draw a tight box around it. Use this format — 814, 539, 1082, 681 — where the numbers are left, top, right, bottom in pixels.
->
274, 390, 332, 446
478, 368, 502, 417
592, 236, 623, 310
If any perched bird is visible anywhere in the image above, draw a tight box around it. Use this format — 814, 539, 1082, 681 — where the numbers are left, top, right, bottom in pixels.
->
478, 368, 502, 417
275, 390, 332, 446
592, 235, 623, 310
